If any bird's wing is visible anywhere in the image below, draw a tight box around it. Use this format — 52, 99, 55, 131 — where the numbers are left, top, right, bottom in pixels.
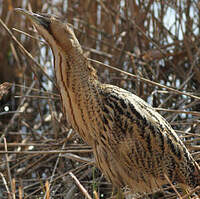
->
100, 84, 191, 162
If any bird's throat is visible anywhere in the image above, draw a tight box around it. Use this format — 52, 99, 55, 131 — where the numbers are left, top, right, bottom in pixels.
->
53, 48, 100, 145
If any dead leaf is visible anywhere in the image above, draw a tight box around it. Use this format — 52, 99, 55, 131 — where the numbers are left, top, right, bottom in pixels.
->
0, 82, 11, 101
142, 49, 172, 61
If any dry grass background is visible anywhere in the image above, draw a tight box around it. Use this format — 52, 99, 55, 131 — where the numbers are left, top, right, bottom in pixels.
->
0, 0, 200, 198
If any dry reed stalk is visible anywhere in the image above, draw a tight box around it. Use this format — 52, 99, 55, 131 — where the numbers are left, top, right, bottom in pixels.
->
0, 0, 199, 198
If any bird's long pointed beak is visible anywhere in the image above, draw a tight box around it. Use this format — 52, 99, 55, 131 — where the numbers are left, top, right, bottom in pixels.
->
15, 8, 50, 29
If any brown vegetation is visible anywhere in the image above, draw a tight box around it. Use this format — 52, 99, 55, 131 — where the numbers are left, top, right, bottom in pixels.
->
0, 0, 200, 198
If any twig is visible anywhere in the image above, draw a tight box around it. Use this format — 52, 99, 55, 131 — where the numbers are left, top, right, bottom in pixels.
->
12, 27, 48, 44
69, 172, 92, 199
155, 108, 200, 117
182, 186, 200, 199
4, 138, 15, 199
0, 17, 54, 84
0, 149, 93, 154
0, 81, 36, 142
0, 172, 11, 198
44, 142, 66, 199
164, 173, 182, 199
88, 58, 200, 101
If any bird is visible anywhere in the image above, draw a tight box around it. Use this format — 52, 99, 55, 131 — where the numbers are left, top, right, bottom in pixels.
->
16, 9, 200, 197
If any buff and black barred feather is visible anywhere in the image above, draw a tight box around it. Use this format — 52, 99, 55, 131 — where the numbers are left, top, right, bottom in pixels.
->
17, 9, 200, 197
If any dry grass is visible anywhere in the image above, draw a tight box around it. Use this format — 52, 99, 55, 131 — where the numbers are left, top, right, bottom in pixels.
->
0, 0, 200, 198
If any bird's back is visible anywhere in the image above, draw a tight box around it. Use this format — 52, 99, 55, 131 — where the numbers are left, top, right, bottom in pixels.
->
93, 84, 200, 194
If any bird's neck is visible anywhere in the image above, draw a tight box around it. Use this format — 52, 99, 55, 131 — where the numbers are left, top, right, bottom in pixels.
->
53, 45, 97, 90
52, 46, 101, 145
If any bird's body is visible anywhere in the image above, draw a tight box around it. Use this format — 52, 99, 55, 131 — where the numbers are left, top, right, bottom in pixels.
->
17, 9, 200, 196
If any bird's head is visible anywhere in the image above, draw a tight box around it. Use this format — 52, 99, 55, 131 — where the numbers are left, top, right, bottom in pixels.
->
15, 8, 82, 53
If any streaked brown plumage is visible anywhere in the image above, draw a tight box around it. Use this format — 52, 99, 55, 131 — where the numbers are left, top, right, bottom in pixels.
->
17, 9, 200, 196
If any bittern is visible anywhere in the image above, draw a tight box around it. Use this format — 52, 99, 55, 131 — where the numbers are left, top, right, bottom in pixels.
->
16, 9, 200, 197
